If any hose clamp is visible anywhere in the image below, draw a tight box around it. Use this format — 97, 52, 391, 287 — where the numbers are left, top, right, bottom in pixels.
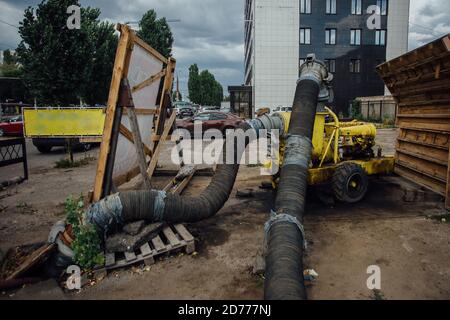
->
282, 135, 312, 169
153, 190, 167, 221
264, 211, 307, 250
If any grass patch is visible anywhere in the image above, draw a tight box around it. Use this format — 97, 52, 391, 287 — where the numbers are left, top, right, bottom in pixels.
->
429, 213, 450, 223
55, 156, 95, 169
372, 289, 386, 300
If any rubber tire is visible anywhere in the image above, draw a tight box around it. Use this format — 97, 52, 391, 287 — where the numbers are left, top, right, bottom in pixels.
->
81, 143, 91, 152
332, 162, 369, 204
37, 146, 52, 154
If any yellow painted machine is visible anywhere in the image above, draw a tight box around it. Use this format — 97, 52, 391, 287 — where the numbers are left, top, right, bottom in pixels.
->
271, 107, 394, 203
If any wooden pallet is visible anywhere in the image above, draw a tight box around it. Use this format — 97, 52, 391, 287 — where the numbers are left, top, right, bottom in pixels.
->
101, 224, 195, 271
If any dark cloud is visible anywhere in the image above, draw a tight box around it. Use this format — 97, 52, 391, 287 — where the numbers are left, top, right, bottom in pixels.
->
0, 0, 244, 98
2, 1, 449, 99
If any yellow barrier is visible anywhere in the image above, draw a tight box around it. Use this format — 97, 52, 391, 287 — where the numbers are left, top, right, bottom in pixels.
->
23, 108, 106, 137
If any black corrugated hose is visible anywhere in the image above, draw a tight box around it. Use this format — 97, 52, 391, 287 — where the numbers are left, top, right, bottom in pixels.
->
83, 56, 329, 301
264, 57, 330, 300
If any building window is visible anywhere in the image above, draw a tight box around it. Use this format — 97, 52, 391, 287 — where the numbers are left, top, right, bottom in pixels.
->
326, 0, 337, 14
375, 29, 387, 45
325, 29, 337, 45
300, 0, 311, 14
350, 29, 361, 45
377, 0, 388, 15
350, 59, 361, 73
300, 58, 306, 68
351, 0, 362, 15
300, 28, 311, 44
325, 59, 336, 73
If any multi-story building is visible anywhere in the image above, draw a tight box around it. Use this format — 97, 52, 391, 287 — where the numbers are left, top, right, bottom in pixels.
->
243, 0, 410, 115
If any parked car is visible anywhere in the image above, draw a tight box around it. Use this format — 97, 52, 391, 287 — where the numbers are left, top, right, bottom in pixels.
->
200, 106, 220, 113
0, 115, 24, 137
32, 138, 95, 154
176, 112, 245, 137
176, 106, 195, 119
273, 106, 292, 113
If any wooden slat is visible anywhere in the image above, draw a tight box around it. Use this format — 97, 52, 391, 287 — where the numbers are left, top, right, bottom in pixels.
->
132, 33, 169, 64
151, 236, 166, 252
131, 69, 166, 93
147, 111, 177, 178
140, 243, 152, 257
395, 164, 446, 196
174, 224, 194, 242
134, 108, 156, 115
105, 253, 116, 267
163, 227, 181, 247
119, 124, 153, 157
125, 251, 137, 262
93, 24, 132, 202
125, 106, 152, 189
6, 244, 56, 281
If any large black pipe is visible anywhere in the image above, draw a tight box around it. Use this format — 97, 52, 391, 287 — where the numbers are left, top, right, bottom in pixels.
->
85, 117, 284, 235
264, 79, 320, 300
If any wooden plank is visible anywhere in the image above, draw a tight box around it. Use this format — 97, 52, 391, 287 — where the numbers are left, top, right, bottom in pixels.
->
131, 69, 166, 93
119, 124, 153, 157
163, 226, 181, 247
395, 164, 446, 196
442, 36, 450, 52
134, 108, 156, 115
446, 148, 450, 209
174, 224, 194, 242
125, 106, 152, 189
132, 33, 169, 64
105, 253, 116, 267
147, 111, 177, 178
151, 58, 176, 152
125, 251, 137, 262
397, 140, 449, 164
6, 244, 56, 281
151, 236, 166, 252
93, 24, 132, 202
140, 243, 152, 257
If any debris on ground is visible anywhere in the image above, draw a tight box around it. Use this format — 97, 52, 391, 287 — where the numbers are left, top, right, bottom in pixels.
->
105, 223, 164, 253
122, 220, 146, 236
236, 189, 255, 198
303, 269, 319, 282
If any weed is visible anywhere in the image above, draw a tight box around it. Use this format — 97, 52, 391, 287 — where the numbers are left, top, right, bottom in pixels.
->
55, 156, 95, 169
65, 196, 105, 269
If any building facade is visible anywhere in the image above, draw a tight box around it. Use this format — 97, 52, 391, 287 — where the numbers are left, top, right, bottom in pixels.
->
244, 0, 410, 115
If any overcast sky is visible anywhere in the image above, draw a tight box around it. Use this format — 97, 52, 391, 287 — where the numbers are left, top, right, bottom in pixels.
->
1, 0, 450, 98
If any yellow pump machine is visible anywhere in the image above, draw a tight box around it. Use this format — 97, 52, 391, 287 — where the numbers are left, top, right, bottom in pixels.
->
269, 106, 395, 203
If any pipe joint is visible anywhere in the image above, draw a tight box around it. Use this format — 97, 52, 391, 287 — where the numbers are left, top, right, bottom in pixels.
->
282, 135, 313, 169
264, 211, 307, 250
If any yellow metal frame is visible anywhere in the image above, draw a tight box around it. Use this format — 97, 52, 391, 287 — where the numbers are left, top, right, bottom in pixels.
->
308, 157, 395, 185
271, 107, 395, 187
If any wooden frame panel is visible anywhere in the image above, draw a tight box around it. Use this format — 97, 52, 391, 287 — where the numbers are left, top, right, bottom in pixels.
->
92, 24, 177, 202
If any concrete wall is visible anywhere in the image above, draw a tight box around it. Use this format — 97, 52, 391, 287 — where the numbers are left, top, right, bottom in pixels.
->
253, 0, 299, 111
385, 0, 410, 94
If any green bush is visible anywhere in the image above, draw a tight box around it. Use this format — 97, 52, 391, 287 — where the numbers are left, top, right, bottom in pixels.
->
65, 196, 105, 269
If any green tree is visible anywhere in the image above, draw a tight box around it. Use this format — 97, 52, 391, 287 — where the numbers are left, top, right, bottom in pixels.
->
137, 9, 174, 58
188, 64, 201, 104
0, 49, 22, 77
188, 64, 223, 106
16, 0, 117, 105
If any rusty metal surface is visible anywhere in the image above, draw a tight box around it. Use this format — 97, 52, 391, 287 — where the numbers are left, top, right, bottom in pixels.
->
377, 35, 450, 207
